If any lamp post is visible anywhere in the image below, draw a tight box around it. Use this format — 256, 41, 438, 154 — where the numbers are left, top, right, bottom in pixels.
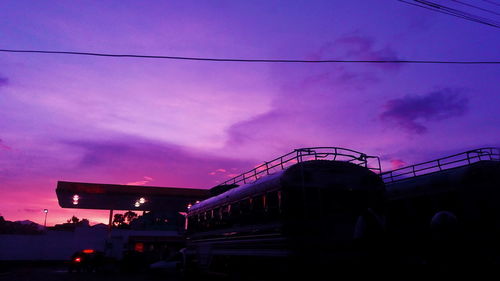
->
43, 209, 48, 227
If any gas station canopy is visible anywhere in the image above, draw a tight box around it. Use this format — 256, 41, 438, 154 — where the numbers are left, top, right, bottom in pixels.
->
56, 181, 211, 212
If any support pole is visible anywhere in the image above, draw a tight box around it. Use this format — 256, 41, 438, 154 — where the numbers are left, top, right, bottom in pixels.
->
108, 209, 114, 235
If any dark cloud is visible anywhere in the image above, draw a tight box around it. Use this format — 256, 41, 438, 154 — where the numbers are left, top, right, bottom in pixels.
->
336, 35, 398, 60
224, 36, 390, 151
61, 137, 255, 188
380, 88, 468, 134
225, 111, 291, 147
309, 34, 401, 71
64, 140, 132, 167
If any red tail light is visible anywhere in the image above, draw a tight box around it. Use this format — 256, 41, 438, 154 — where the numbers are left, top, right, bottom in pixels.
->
74, 257, 81, 262
82, 249, 94, 253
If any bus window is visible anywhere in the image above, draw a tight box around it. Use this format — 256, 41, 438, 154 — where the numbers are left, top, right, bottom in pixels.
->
221, 204, 231, 226
253, 195, 264, 210
240, 198, 252, 224
188, 216, 198, 232
198, 213, 205, 231
202, 212, 210, 230
253, 195, 265, 221
217, 207, 223, 220
278, 191, 282, 211
221, 205, 230, 220
267, 191, 281, 218
230, 202, 241, 223
187, 216, 193, 231
210, 207, 221, 229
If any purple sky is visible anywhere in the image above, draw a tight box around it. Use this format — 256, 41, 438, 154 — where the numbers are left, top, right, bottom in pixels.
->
1, 0, 499, 225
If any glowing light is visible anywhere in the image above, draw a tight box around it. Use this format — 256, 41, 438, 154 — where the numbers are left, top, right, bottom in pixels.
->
82, 249, 95, 254
134, 201, 140, 207
72, 194, 80, 205
187, 203, 192, 209
139, 197, 146, 204
43, 209, 48, 213
134, 242, 144, 253
74, 257, 81, 262
195, 200, 200, 204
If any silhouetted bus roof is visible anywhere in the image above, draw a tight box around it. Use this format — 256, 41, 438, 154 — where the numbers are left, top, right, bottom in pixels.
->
56, 181, 210, 211
381, 147, 499, 184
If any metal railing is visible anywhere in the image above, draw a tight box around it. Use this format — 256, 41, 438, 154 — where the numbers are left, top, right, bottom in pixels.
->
381, 147, 500, 184
213, 147, 381, 188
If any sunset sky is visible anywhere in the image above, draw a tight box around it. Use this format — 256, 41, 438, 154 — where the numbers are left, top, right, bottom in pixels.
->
1, 0, 499, 226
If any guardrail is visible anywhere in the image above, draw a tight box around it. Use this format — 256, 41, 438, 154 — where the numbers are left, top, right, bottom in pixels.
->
381, 147, 500, 184
213, 147, 381, 188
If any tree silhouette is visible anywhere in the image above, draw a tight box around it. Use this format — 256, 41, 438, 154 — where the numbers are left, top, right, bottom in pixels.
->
113, 214, 125, 227
67, 216, 80, 224
124, 211, 138, 223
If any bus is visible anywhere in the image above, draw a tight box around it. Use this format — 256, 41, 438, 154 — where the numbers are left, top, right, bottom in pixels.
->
182, 147, 386, 279
382, 147, 500, 272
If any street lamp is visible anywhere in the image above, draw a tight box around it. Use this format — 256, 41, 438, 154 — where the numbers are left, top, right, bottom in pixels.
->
43, 209, 48, 227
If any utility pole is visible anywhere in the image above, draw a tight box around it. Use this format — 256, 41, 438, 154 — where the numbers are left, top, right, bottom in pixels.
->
43, 209, 48, 227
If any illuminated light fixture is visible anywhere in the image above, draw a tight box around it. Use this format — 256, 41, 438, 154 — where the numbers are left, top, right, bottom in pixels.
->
43, 209, 48, 213
139, 197, 146, 204
195, 200, 200, 204
72, 194, 80, 205
187, 203, 192, 209
74, 257, 81, 262
82, 249, 95, 254
134, 201, 140, 207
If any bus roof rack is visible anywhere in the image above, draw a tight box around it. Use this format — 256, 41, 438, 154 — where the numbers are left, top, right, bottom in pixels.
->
213, 147, 381, 188
381, 147, 500, 184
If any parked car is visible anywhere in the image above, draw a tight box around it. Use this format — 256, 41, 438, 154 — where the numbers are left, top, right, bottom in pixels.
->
68, 249, 106, 273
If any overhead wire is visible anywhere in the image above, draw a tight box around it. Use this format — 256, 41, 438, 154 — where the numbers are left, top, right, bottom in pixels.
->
0, 49, 499, 64
482, 0, 500, 7
398, 0, 500, 28
450, 0, 500, 16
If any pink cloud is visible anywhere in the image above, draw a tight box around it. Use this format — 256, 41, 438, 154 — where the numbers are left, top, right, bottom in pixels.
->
390, 159, 407, 170
209, 168, 230, 176
126, 176, 154, 186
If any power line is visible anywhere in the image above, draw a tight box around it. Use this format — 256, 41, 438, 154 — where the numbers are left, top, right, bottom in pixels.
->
398, 0, 500, 28
482, 0, 500, 7
450, 0, 500, 16
0, 49, 499, 64
418, 0, 500, 26
403, 0, 500, 27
